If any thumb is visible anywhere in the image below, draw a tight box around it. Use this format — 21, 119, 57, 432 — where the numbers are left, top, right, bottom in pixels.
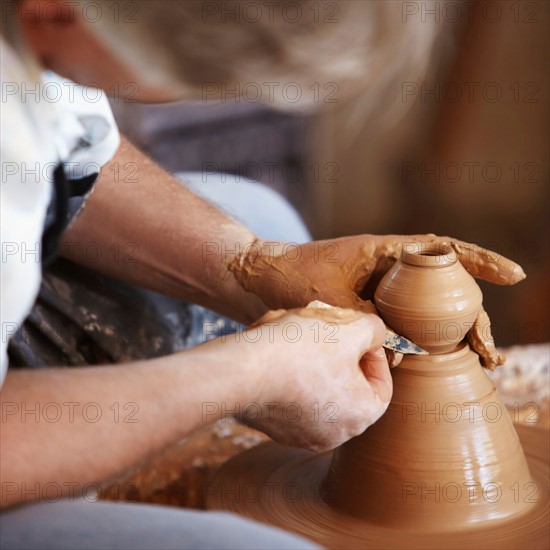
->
359, 347, 392, 403
346, 313, 392, 403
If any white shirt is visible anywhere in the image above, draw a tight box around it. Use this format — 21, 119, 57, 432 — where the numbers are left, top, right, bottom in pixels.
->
0, 36, 120, 384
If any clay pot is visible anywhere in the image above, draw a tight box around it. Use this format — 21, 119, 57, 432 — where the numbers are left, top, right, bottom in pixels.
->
324, 344, 535, 531
207, 239, 547, 547
374, 242, 483, 353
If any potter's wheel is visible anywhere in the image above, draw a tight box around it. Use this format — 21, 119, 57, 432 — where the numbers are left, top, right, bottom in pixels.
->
209, 245, 549, 548
207, 424, 549, 549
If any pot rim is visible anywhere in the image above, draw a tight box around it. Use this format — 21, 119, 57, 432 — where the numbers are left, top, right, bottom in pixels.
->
401, 242, 457, 267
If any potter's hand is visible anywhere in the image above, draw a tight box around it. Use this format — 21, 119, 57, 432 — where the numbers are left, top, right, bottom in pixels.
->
229, 235, 526, 370
231, 307, 391, 452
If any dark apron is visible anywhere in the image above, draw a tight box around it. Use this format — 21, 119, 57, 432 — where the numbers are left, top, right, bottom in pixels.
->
8, 164, 238, 368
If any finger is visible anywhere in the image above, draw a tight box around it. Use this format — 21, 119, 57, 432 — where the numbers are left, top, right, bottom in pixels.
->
400, 235, 526, 285
467, 308, 505, 370
344, 314, 392, 409
359, 346, 392, 403
448, 241, 526, 285
384, 348, 404, 368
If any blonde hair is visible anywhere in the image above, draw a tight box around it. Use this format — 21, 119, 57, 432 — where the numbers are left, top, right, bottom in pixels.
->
86, 0, 445, 120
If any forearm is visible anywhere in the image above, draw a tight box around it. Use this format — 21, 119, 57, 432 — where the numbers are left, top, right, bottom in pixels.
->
61, 136, 267, 323
0, 343, 256, 508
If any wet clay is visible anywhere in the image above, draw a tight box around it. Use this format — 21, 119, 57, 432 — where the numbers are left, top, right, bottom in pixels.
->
324, 344, 534, 529
250, 302, 363, 329
467, 307, 505, 370
229, 236, 524, 369
374, 242, 483, 354
207, 424, 548, 549
374, 242, 503, 368
210, 243, 548, 549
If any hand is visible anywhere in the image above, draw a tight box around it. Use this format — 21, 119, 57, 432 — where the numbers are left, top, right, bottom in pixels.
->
220, 307, 391, 452
229, 235, 526, 369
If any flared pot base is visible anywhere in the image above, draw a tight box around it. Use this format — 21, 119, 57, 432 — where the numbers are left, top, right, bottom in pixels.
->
207, 424, 549, 550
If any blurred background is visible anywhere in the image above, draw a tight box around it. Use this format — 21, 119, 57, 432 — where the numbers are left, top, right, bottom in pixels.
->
111, 0, 549, 347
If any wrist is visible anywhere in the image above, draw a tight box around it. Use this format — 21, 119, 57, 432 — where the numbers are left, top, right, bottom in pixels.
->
165, 342, 262, 426
227, 238, 292, 322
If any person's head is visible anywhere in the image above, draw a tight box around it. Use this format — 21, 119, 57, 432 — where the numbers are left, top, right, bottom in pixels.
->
7, 0, 442, 115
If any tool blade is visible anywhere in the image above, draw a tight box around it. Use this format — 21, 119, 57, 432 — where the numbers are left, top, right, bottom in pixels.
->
384, 329, 427, 355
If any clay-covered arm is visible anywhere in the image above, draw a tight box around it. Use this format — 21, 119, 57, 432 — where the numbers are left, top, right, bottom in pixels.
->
61, 136, 267, 324
229, 235, 526, 368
